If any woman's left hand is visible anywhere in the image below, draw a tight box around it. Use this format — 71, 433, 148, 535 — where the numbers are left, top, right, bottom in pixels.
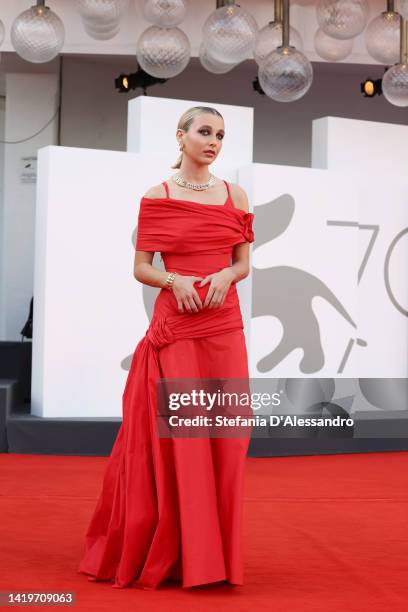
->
199, 268, 235, 309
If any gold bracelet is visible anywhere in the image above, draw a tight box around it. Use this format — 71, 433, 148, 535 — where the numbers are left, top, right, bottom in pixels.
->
165, 271, 176, 291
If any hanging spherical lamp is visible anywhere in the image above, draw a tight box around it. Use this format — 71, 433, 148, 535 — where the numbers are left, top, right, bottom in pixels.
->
258, 45, 313, 102
199, 41, 237, 73
316, 0, 369, 40
83, 19, 119, 32
314, 26, 353, 61
77, 0, 128, 25
202, 1, 258, 64
382, 63, 408, 106
382, 15, 408, 107
78, 0, 128, 40
143, 0, 187, 28
136, 25, 191, 78
365, 10, 400, 64
11, 3, 65, 63
254, 21, 303, 66
84, 22, 121, 39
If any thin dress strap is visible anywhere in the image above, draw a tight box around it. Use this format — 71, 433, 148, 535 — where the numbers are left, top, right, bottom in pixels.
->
223, 180, 233, 207
162, 181, 170, 198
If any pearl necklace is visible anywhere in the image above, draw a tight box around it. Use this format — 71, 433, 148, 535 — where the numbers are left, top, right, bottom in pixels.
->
171, 172, 217, 191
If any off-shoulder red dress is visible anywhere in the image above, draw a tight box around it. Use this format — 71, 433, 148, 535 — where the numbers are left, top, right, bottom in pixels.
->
78, 179, 255, 590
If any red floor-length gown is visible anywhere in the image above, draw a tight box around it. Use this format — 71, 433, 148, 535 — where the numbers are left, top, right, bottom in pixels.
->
78, 179, 255, 590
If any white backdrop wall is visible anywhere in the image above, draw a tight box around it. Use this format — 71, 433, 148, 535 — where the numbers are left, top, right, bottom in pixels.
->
312, 116, 408, 377
240, 163, 358, 378
241, 161, 408, 379
33, 146, 146, 418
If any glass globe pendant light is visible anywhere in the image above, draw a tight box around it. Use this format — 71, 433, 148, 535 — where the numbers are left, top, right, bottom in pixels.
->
258, 0, 313, 102
314, 26, 353, 60
143, 0, 187, 28
77, 0, 129, 40
202, 0, 258, 64
255, 23, 303, 65
11, 0, 65, 63
365, 1, 400, 64
382, 15, 408, 106
199, 41, 237, 73
255, 0, 303, 66
136, 25, 191, 78
77, 0, 128, 25
316, 0, 369, 40
83, 21, 121, 39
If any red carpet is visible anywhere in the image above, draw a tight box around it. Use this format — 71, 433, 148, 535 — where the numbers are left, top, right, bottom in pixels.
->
0, 450, 407, 611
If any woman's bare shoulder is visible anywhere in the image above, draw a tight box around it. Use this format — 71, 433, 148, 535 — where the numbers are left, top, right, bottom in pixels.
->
142, 183, 167, 199
229, 183, 250, 212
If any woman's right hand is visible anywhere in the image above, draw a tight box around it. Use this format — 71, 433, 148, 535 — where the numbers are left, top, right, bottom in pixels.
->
171, 274, 204, 313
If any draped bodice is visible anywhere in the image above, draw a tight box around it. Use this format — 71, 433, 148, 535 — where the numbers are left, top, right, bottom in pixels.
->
136, 183, 254, 258
135, 181, 255, 329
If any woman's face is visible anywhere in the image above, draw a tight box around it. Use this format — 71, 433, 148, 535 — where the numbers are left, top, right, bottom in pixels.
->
177, 113, 225, 165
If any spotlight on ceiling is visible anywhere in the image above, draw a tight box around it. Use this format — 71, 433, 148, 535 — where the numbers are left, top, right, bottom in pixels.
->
360, 77, 383, 98
115, 68, 167, 94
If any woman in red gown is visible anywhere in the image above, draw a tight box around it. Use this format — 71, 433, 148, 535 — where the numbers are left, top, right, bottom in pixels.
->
78, 106, 255, 591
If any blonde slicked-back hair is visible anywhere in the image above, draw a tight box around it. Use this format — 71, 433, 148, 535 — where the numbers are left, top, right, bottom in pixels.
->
171, 106, 224, 169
